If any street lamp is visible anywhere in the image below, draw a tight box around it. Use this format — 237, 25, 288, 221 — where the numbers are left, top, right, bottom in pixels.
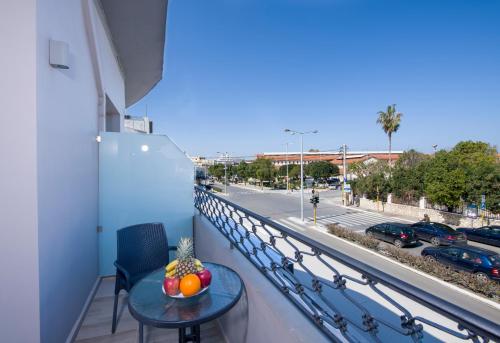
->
432, 144, 438, 153
284, 129, 318, 221
217, 151, 228, 194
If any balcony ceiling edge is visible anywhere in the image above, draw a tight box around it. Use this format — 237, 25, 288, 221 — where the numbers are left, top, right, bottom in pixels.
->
100, 0, 167, 107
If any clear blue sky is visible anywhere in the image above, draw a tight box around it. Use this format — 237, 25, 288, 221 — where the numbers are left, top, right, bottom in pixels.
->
129, 0, 500, 158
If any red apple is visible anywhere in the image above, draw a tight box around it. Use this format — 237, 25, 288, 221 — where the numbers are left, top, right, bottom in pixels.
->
164, 276, 180, 296
197, 269, 212, 288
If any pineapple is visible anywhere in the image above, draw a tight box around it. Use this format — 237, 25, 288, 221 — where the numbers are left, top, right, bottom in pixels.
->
175, 237, 197, 278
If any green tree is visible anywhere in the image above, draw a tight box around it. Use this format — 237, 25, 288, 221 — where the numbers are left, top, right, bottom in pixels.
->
424, 151, 466, 210
376, 104, 403, 165
351, 161, 391, 201
391, 149, 429, 203
305, 161, 339, 180
250, 158, 276, 187
235, 161, 249, 184
288, 164, 301, 179
208, 164, 225, 180
449, 141, 498, 209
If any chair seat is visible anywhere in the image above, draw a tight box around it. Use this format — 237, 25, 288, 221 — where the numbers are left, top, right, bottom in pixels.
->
130, 271, 154, 289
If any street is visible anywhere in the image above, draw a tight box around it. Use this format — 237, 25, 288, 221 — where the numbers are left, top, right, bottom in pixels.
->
214, 183, 500, 324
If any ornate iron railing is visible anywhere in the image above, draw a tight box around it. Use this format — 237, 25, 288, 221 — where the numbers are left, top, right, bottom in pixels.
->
194, 187, 500, 343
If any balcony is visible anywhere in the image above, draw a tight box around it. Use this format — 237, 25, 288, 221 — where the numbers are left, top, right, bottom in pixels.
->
72, 176, 499, 342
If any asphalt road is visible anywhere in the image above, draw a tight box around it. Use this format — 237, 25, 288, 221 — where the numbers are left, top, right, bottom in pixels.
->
214, 183, 500, 324
217, 183, 500, 256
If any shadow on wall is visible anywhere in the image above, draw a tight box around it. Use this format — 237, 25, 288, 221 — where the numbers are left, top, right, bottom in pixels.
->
290, 269, 445, 343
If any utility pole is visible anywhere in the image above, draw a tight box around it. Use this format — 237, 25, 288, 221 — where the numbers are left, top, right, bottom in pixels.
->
217, 151, 228, 194
224, 153, 228, 194
300, 135, 304, 220
285, 129, 318, 221
341, 144, 347, 205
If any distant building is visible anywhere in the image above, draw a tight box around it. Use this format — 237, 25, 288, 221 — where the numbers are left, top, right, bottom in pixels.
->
124, 115, 153, 134
190, 156, 214, 167
256, 151, 403, 174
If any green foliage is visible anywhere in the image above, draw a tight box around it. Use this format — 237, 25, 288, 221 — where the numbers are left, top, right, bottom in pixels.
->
424, 142, 499, 211
288, 164, 301, 179
235, 161, 249, 181
376, 104, 403, 163
351, 141, 500, 213
449, 141, 499, 211
208, 164, 225, 179
250, 158, 276, 185
424, 151, 467, 210
391, 150, 429, 202
351, 161, 391, 201
305, 161, 339, 179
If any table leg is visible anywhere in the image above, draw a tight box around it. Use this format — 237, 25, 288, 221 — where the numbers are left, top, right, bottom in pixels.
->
138, 322, 143, 343
193, 325, 201, 343
178, 325, 201, 343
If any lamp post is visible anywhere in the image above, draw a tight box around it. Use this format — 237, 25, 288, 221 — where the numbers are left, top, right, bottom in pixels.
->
284, 129, 318, 221
217, 151, 228, 194
340, 144, 348, 205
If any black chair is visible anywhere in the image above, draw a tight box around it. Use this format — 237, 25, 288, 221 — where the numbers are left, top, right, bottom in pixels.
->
112, 222, 176, 333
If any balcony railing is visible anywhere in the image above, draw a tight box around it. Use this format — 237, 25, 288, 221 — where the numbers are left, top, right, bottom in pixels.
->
194, 186, 500, 343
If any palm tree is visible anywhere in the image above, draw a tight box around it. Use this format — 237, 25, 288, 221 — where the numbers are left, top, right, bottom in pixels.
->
376, 104, 403, 165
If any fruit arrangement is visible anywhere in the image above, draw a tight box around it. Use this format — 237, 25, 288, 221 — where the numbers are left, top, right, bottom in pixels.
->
163, 237, 212, 297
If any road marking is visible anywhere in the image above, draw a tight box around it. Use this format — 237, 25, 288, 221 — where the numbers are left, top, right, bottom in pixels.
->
274, 218, 307, 232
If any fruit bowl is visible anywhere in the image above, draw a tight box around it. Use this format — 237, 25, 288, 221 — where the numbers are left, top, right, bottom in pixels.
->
163, 238, 213, 298
162, 284, 209, 298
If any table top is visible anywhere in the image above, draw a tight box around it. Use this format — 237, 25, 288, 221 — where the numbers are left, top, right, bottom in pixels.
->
128, 262, 244, 328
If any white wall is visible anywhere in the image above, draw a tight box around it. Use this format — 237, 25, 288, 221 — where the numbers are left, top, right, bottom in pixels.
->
194, 215, 330, 343
92, 1, 125, 119
35, 1, 127, 342
36, 1, 98, 342
0, 1, 41, 342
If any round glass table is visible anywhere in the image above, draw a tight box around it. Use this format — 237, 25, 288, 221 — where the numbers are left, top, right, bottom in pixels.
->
128, 262, 243, 343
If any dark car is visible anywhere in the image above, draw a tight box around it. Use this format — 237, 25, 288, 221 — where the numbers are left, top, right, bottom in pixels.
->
421, 245, 500, 282
365, 223, 418, 248
456, 225, 500, 247
410, 221, 467, 246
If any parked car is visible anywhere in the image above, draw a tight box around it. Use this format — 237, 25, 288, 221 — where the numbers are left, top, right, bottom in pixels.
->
410, 221, 467, 246
421, 245, 500, 282
327, 177, 341, 190
365, 223, 418, 248
456, 226, 500, 247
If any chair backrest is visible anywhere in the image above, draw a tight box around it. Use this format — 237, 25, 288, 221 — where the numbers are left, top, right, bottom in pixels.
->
116, 223, 170, 276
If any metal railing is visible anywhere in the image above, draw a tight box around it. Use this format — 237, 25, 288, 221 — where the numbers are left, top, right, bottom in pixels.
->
194, 186, 499, 343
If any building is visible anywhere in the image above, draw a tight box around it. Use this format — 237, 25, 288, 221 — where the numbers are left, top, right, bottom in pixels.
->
257, 150, 403, 174
1, 1, 168, 342
124, 115, 153, 134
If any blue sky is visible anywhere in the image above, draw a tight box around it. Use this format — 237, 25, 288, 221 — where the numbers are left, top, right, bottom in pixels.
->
129, 0, 500, 158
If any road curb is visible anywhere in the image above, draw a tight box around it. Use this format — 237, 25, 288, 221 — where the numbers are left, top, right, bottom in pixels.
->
313, 223, 500, 310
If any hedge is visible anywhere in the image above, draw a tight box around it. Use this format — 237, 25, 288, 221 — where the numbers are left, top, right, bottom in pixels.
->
326, 224, 500, 301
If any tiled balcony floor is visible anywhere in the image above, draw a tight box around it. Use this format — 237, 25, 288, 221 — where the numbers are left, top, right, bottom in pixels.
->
75, 277, 224, 343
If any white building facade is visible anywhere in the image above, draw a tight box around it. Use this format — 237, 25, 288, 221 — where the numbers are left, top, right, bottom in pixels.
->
0, 1, 166, 342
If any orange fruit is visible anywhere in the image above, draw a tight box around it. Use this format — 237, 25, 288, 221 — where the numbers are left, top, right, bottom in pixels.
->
179, 274, 201, 297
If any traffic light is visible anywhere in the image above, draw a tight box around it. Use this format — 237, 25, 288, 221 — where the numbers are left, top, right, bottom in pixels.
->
310, 194, 320, 205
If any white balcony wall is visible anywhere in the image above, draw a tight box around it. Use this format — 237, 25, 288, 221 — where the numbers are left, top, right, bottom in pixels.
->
194, 214, 329, 343
92, 1, 126, 123
1, 0, 127, 342
0, 1, 40, 343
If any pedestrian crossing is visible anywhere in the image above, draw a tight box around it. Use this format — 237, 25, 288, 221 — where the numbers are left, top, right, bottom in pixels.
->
306, 210, 407, 229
